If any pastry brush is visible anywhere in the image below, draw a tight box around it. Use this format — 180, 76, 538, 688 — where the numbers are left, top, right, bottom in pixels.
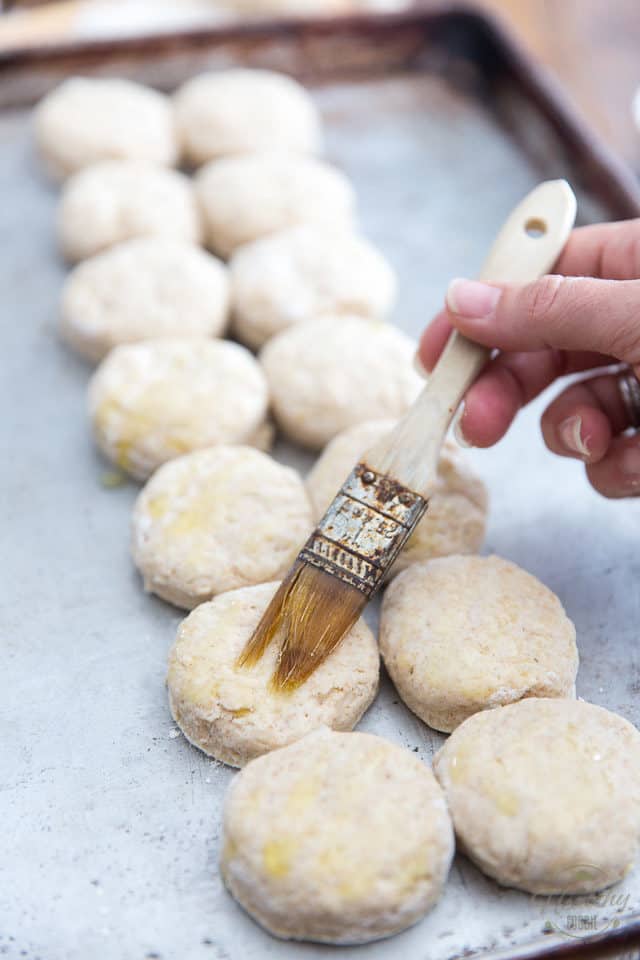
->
239, 179, 577, 690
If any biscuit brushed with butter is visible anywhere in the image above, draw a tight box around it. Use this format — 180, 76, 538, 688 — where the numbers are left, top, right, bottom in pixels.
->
88, 338, 269, 480
167, 587, 379, 766
133, 447, 312, 608
220, 727, 453, 941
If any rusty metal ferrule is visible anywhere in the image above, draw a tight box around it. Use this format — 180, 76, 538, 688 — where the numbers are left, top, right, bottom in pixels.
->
298, 462, 429, 598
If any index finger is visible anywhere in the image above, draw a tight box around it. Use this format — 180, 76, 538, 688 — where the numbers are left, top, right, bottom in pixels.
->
555, 218, 640, 280
420, 218, 640, 371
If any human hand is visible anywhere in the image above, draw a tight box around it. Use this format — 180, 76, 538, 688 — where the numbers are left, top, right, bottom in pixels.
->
418, 218, 640, 498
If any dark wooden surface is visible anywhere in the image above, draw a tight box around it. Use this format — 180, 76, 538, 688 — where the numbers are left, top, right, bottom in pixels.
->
477, 0, 640, 169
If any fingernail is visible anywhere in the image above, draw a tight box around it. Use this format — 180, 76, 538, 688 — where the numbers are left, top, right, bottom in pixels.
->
621, 446, 640, 477
558, 415, 591, 459
453, 405, 472, 448
447, 278, 502, 319
413, 351, 429, 379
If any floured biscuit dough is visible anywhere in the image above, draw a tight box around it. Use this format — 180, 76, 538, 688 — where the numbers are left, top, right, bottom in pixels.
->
380, 555, 578, 733
174, 69, 321, 166
167, 586, 378, 765
230, 224, 396, 349
306, 420, 487, 575
220, 727, 454, 942
260, 317, 422, 448
434, 698, 640, 894
195, 152, 355, 258
34, 77, 177, 181
88, 338, 269, 479
60, 237, 229, 362
58, 160, 201, 262
133, 447, 312, 608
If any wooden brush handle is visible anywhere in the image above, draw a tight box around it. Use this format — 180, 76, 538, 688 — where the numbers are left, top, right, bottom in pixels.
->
367, 179, 577, 496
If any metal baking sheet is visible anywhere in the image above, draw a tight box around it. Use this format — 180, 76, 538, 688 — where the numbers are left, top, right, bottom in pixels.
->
2, 10, 640, 959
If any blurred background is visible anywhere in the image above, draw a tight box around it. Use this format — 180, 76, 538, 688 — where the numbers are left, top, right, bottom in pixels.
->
1, 0, 640, 170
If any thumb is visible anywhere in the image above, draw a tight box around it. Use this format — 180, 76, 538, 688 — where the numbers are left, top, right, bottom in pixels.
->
445, 275, 640, 366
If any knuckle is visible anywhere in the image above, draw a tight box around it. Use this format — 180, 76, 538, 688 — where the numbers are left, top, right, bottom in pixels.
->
585, 465, 619, 499
595, 220, 640, 279
619, 226, 640, 280
523, 275, 566, 333
607, 285, 640, 364
610, 325, 639, 365
585, 457, 639, 500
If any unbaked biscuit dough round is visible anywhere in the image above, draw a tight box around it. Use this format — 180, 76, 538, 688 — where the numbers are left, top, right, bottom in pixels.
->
220, 727, 454, 942
132, 447, 312, 608
195, 152, 355, 258
433, 698, 640, 894
380, 555, 578, 733
229, 224, 396, 350
260, 316, 422, 449
168, 587, 379, 767
174, 69, 321, 167
34, 77, 177, 181
306, 420, 487, 575
88, 338, 269, 480
58, 160, 201, 263
60, 238, 229, 363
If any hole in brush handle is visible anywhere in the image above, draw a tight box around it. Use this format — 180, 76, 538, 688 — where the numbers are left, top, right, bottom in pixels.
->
524, 217, 547, 238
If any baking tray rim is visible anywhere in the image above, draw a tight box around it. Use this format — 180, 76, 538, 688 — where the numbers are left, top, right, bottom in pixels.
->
6, 2, 498, 64
2, 3, 639, 218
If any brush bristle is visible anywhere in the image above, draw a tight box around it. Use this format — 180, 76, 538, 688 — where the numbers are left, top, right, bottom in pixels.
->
237, 561, 366, 691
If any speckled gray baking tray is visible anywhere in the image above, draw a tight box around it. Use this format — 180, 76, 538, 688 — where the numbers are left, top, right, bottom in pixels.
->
2, 11, 640, 960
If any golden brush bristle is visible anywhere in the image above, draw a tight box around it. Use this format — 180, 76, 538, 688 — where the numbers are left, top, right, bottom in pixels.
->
237, 561, 366, 692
